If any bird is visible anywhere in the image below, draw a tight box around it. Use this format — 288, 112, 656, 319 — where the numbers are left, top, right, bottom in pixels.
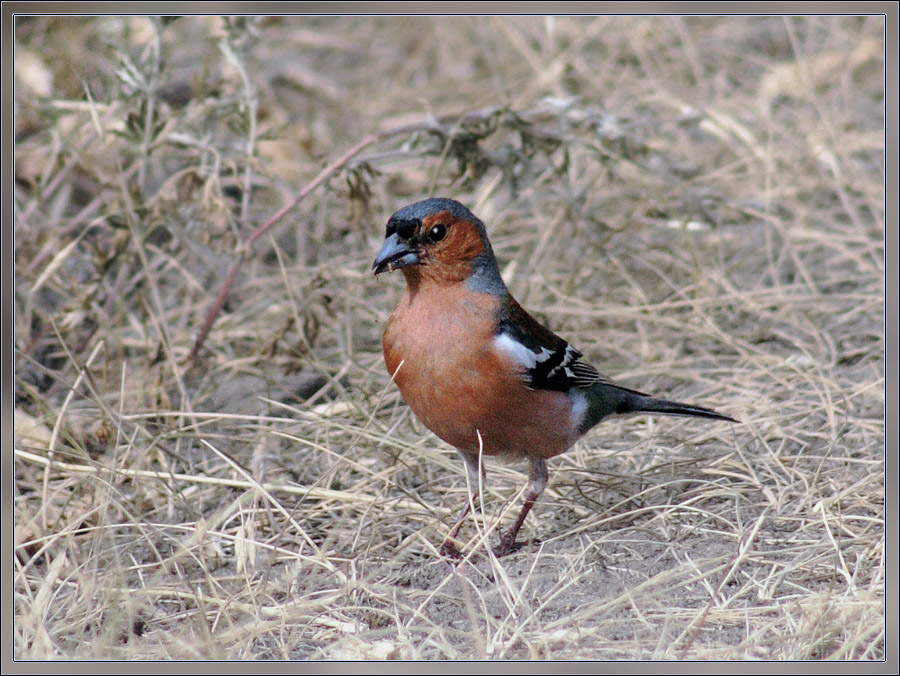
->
372, 197, 736, 559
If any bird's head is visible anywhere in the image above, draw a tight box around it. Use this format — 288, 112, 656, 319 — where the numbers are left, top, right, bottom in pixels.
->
373, 198, 503, 290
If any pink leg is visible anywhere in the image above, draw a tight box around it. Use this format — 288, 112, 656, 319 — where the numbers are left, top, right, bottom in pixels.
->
439, 452, 484, 560
493, 457, 548, 557
439, 499, 474, 559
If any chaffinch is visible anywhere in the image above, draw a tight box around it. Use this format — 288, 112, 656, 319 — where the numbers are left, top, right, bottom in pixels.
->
373, 198, 735, 559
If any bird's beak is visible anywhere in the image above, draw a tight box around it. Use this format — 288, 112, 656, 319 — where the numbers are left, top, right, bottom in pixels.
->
372, 232, 419, 275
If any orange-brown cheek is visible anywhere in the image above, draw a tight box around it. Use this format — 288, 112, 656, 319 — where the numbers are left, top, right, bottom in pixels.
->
417, 223, 486, 284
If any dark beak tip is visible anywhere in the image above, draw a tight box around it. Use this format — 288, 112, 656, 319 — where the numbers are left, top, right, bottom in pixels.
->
373, 232, 418, 276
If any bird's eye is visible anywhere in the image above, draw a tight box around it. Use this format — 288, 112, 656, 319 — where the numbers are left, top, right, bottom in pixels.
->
427, 224, 446, 242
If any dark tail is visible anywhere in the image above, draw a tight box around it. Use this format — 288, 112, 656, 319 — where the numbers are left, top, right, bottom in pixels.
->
582, 381, 737, 432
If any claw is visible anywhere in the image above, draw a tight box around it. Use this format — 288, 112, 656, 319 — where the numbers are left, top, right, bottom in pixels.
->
439, 539, 465, 561
491, 534, 538, 557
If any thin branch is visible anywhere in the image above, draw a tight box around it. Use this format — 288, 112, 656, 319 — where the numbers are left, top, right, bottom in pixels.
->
188, 132, 379, 364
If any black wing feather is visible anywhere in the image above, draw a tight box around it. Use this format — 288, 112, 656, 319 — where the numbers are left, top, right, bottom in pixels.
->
496, 295, 609, 392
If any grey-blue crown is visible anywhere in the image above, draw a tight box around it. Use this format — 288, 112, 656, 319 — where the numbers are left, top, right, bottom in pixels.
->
388, 198, 485, 232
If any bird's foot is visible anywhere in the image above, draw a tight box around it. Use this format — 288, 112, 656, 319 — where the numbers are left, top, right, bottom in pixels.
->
441, 532, 541, 561
439, 539, 468, 563
491, 533, 537, 557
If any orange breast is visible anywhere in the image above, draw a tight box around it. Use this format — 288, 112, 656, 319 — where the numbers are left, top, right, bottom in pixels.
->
383, 284, 579, 459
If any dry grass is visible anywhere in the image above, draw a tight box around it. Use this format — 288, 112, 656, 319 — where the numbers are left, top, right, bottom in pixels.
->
14, 16, 884, 660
